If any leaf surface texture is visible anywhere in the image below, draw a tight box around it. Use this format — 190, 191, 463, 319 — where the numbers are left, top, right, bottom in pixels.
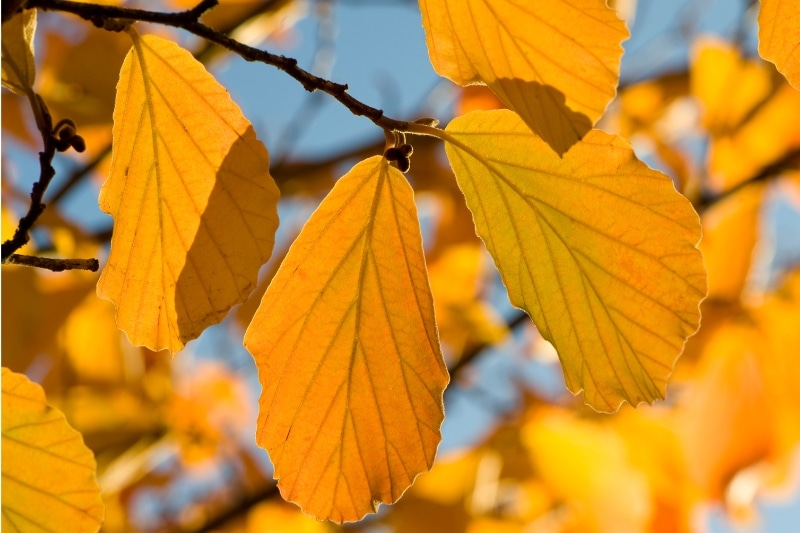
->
419, 0, 628, 153
97, 33, 279, 354
443, 110, 706, 412
244, 156, 448, 522
1, 368, 104, 533
759, 0, 800, 89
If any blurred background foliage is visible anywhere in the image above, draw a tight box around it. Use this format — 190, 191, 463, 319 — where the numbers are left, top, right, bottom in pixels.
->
3, 0, 800, 531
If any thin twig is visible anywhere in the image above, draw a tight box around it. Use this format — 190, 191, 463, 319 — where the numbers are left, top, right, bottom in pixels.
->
6, 253, 100, 272
27, 0, 414, 132
1, 93, 58, 261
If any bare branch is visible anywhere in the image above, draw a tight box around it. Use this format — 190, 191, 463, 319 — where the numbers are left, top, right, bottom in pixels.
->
27, 0, 415, 132
5, 253, 99, 272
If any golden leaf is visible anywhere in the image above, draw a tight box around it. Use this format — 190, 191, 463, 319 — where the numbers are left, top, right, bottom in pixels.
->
1, 9, 36, 95
244, 156, 448, 522
442, 110, 706, 412
2, 368, 104, 532
691, 38, 772, 135
420, 0, 628, 154
523, 410, 652, 532
758, 0, 800, 90
699, 184, 764, 302
97, 33, 279, 354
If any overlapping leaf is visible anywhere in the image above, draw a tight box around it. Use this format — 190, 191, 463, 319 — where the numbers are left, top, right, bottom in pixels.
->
442, 110, 706, 412
419, 0, 628, 154
758, 0, 800, 89
2, 368, 104, 532
97, 33, 279, 354
244, 156, 448, 522
1, 9, 36, 95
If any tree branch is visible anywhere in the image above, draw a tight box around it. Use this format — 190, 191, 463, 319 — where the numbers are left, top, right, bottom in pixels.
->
27, 0, 415, 132
2, 93, 58, 261
5, 254, 99, 272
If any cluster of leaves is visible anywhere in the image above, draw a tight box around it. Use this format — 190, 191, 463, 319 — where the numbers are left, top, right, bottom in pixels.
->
2, 0, 800, 531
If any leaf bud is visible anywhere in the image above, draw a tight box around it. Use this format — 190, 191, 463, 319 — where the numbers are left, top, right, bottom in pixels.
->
57, 125, 77, 142
70, 135, 86, 153
384, 147, 403, 161
396, 156, 411, 173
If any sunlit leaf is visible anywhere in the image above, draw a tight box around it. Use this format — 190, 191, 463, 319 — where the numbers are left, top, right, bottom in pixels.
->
523, 410, 652, 532
1, 367, 104, 532
442, 110, 706, 412
420, 0, 628, 154
427, 244, 506, 354
246, 500, 327, 533
97, 33, 279, 354
691, 39, 772, 135
699, 184, 764, 302
244, 156, 448, 522
1, 9, 36, 95
708, 82, 800, 191
677, 321, 772, 499
758, 0, 800, 89
678, 271, 800, 501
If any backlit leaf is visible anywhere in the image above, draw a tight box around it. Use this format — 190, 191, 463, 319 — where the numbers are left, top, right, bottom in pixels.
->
244, 156, 448, 522
691, 38, 772, 135
97, 33, 279, 354
699, 184, 764, 302
758, 0, 800, 89
523, 410, 652, 532
1, 368, 104, 532
420, 0, 628, 154
1, 9, 36, 95
442, 110, 706, 412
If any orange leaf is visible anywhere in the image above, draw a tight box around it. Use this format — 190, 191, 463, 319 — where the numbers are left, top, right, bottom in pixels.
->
97, 33, 279, 354
442, 110, 706, 412
244, 156, 448, 522
1, 368, 104, 532
523, 410, 652, 531
420, 0, 628, 154
691, 38, 772, 135
758, 0, 800, 89
699, 184, 765, 302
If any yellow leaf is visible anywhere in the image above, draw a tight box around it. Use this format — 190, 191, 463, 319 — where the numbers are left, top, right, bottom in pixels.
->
420, 0, 628, 154
1, 368, 104, 532
699, 184, 764, 302
758, 0, 800, 90
97, 33, 279, 354
1, 9, 36, 95
244, 156, 448, 522
707, 82, 800, 191
246, 500, 327, 533
690, 38, 772, 135
442, 110, 706, 412
523, 410, 652, 533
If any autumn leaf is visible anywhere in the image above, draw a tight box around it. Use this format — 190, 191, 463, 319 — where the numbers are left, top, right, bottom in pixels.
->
758, 0, 800, 90
442, 110, 706, 412
97, 32, 279, 354
523, 410, 652, 531
699, 184, 764, 302
690, 39, 772, 136
244, 156, 448, 522
2, 367, 104, 532
420, 0, 628, 154
1, 9, 36, 95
